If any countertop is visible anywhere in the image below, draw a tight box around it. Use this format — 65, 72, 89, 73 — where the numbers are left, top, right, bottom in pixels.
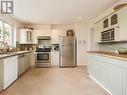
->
88, 51, 127, 62
0, 51, 32, 59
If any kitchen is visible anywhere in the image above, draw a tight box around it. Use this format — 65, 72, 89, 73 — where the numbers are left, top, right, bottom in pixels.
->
0, 0, 127, 95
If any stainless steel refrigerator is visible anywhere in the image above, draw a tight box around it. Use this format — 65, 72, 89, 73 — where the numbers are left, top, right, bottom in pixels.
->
59, 36, 77, 67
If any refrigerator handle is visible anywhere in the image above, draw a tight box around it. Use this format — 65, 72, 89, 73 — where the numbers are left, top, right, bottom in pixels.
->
60, 45, 63, 57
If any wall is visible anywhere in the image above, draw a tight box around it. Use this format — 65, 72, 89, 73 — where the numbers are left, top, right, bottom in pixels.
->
75, 22, 92, 65
99, 42, 127, 52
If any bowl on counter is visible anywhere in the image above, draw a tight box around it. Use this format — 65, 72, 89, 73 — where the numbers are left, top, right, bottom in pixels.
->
117, 48, 127, 54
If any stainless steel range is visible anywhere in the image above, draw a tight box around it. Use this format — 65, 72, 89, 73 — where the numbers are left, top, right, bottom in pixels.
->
35, 36, 51, 67
35, 50, 51, 67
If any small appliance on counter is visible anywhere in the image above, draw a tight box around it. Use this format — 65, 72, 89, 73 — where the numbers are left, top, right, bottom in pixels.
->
35, 36, 51, 68
52, 44, 59, 51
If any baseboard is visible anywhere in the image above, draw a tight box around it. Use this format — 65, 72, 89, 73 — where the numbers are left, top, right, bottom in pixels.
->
89, 75, 112, 95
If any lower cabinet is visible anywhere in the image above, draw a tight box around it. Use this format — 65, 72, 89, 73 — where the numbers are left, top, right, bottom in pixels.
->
87, 54, 127, 95
51, 51, 59, 66
18, 53, 31, 77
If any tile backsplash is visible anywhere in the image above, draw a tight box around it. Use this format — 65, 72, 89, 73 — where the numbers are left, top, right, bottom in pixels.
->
99, 42, 127, 52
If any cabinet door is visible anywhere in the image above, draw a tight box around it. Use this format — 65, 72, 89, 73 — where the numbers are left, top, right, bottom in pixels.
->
94, 21, 103, 42
51, 51, 59, 66
20, 55, 25, 75
28, 53, 31, 68
23, 54, 28, 71
19, 29, 32, 44
109, 64, 123, 95
87, 55, 101, 80
32, 30, 38, 44
51, 30, 59, 44
100, 62, 110, 88
19, 29, 27, 43
18, 56, 21, 76
118, 7, 127, 41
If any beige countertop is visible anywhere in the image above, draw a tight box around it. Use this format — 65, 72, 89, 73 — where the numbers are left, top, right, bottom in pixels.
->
0, 51, 32, 59
88, 51, 127, 62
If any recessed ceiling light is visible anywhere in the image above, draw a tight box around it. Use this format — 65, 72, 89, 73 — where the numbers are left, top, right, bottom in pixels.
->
53, 21, 57, 24
78, 16, 82, 20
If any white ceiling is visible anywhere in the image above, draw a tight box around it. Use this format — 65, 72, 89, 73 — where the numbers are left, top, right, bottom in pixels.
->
14, 0, 120, 24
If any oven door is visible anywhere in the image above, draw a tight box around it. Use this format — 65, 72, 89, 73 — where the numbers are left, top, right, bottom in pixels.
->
36, 52, 50, 63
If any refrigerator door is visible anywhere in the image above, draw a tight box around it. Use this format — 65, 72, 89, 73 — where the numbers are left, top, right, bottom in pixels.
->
59, 45, 76, 67
60, 36, 75, 46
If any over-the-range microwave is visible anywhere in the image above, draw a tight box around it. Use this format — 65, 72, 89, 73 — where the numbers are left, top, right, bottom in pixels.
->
101, 27, 119, 42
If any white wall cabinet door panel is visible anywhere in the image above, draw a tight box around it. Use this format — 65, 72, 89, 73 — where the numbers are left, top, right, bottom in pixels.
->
51, 30, 60, 44
19, 29, 32, 44
94, 21, 103, 42
118, 7, 127, 41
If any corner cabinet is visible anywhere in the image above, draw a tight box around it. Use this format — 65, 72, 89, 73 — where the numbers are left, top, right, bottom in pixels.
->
19, 29, 33, 44
87, 54, 127, 95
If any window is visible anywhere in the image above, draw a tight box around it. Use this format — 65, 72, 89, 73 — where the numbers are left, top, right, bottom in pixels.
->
0, 21, 14, 47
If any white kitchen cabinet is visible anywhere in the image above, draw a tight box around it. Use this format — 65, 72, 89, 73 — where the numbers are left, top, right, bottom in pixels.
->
51, 51, 59, 66
32, 30, 52, 44
117, 7, 127, 41
19, 29, 33, 44
94, 21, 103, 42
51, 30, 60, 44
87, 54, 126, 95
3, 56, 18, 89
18, 53, 31, 77
108, 65, 123, 95
96, 6, 127, 42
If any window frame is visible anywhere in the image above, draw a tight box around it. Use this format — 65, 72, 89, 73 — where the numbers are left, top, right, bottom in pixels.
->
0, 20, 15, 47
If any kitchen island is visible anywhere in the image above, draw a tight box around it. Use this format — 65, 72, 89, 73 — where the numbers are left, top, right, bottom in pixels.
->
87, 51, 127, 95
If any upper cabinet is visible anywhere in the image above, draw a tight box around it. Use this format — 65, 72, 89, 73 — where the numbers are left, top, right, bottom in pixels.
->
94, 6, 127, 42
19, 29, 33, 44
117, 7, 127, 41
94, 21, 103, 42
51, 30, 60, 44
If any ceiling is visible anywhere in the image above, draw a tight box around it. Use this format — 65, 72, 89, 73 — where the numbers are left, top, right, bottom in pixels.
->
14, 0, 120, 24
